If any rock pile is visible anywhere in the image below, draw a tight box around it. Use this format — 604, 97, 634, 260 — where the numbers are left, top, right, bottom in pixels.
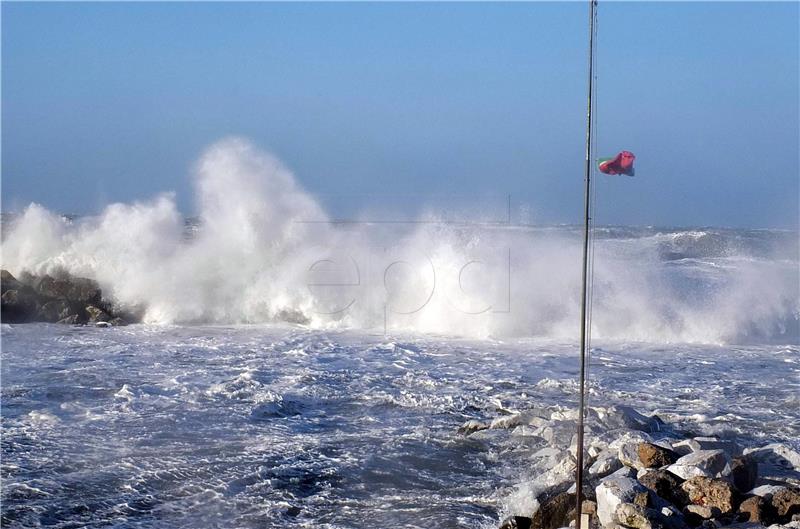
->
1, 270, 132, 326
459, 406, 800, 529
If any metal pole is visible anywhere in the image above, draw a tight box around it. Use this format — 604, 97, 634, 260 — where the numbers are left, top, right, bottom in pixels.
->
575, 1, 597, 528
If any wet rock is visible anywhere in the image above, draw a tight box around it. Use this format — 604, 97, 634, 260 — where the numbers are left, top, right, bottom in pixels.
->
532, 491, 575, 529
730, 456, 758, 494
85, 305, 111, 323
639, 469, 689, 507
275, 308, 310, 325
1, 270, 24, 293
639, 443, 680, 468
738, 495, 765, 523
668, 450, 731, 480
596, 475, 647, 526
0, 270, 132, 325
604, 406, 665, 433
499, 516, 532, 529
1, 287, 40, 322
32, 274, 102, 305
681, 477, 737, 514
770, 487, 800, 522
108, 317, 127, 326
38, 299, 74, 322
459, 419, 489, 435
56, 314, 81, 325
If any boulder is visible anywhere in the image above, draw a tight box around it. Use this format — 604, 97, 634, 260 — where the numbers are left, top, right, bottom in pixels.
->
596, 475, 647, 527
738, 495, 765, 523
499, 516, 532, 529
668, 450, 731, 480
275, 308, 310, 325
744, 444, 800, 487
639, 469, 689, 507
639, 443, 680, 468
603, 406, 664, 433
749, 485, 784, 497
85, 305, 111, 323
1, 270, 24, 293
532, 491, 575, 529
1, 287, 40, 323
617, 503, 653, 529
32, 274, 101, 305
620, 442, 647, 470
458, 420, 490, 435
730, 456, 758, 494
590, 449, 623, 478
681, 477, 737, 514
770, 487, 800, 522
617, 503, 690, 529
38, 299, 74, 323
683, 504, 721, 526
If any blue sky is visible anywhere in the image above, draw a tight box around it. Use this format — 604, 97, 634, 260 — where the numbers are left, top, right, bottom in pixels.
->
2, 2, 798, 228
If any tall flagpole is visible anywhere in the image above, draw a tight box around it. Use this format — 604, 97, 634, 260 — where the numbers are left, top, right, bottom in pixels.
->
575, 1, 597, 528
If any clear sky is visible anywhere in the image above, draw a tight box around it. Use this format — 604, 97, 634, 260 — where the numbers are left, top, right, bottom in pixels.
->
2, 2, 798, 228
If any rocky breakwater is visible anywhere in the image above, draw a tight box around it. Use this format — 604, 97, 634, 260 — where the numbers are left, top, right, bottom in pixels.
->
1, 270, 133, 326
459, 406, 800, 529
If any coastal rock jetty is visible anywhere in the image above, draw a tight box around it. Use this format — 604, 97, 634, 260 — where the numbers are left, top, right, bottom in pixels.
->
1, 270, 132, 325
459, 406, 800, 529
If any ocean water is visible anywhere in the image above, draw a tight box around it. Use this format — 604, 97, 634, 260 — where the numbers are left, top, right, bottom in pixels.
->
2, 139, 799, 527
2, 326, 798, 528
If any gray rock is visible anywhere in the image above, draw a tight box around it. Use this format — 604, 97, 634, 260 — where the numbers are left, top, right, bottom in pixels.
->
683, 504, 721, 523
744, 444, 800, 487
590, 449, 623, 478
85, 305, 111, 323
458, 419, 489, 435
32, 274, 101, 305
620, 442, 647, 470
56, 314, 81, 325
38, 299, 73, 323
275, 308, 310, 325
667, 450, 731, 480
596, 476, 647, 527
1, 270, 24, 293
1, 287, 40, 322
749, 485, 785, 497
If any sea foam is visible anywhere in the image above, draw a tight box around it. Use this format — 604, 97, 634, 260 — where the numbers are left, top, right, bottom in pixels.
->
2, 138, 798, 344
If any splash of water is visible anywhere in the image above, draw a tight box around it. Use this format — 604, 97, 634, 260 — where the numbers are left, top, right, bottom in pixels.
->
2, 138, 798, 343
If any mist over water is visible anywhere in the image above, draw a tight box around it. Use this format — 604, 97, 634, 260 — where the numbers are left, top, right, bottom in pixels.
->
2, 138, 798, 344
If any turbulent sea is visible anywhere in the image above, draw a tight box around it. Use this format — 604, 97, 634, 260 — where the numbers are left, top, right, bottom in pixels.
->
2, 139, 799, 528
